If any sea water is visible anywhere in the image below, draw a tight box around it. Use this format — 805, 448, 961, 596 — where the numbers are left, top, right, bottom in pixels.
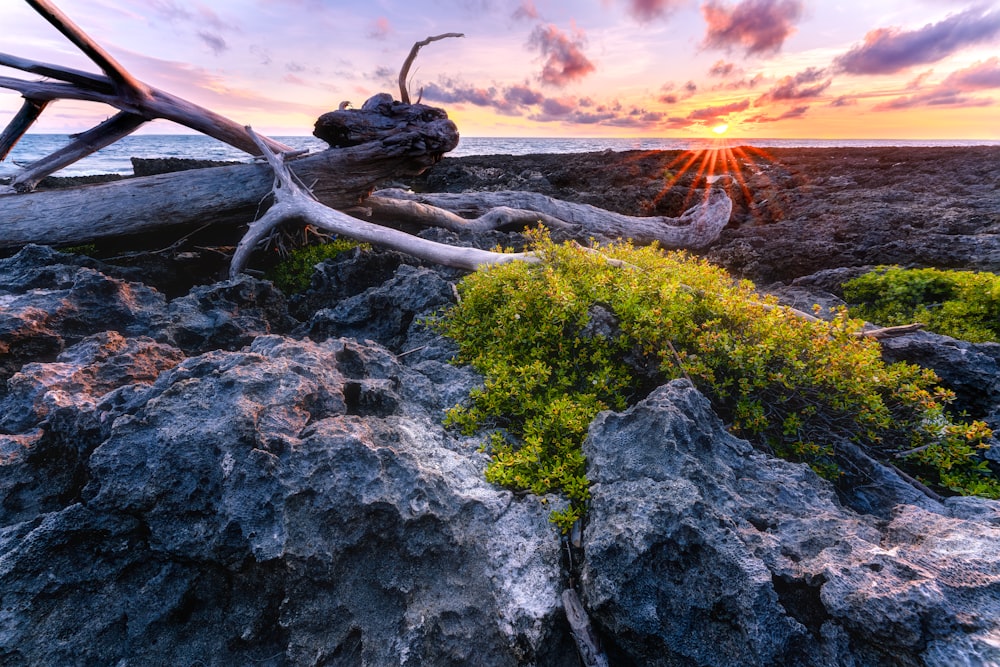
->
2, 134, 998, 179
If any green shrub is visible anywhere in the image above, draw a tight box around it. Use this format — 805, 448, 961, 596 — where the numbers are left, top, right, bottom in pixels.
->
437, 232, 998, 531
843, 266, 1000, 343
265, 238, 368, 293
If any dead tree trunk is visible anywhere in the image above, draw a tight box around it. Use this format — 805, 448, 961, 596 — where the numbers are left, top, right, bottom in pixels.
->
0, 98, 459, 249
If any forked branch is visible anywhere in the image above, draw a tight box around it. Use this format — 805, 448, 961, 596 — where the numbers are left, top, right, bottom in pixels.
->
398, 33, 465, 103
229, 128, 537, 277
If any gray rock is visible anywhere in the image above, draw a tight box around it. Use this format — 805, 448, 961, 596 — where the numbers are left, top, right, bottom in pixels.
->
1, 335, 573, 666
877, 330, 1000, 427
155, 275, 297, 353
581, 380, 1000, 666
0, 246, 166, 384
303, 263, 456, 351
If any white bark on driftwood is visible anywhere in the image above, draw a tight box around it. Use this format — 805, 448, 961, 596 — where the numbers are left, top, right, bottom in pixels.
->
366, 187, 733, 249
562, 589, 610, 667
229, 129, 537, 276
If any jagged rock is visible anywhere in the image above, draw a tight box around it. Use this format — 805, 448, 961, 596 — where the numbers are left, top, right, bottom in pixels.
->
155, 275, 297, 353
581, 380, 1000, 667
0, 245, 166, 385
0, 335, 573, 666
302, 263, 456, 352
877, 330, 1000, 428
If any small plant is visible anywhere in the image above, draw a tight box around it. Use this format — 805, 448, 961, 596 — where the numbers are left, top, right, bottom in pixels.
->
437, 232, 999, 531
843, 266, 1000, 343
265, 238, 368, 293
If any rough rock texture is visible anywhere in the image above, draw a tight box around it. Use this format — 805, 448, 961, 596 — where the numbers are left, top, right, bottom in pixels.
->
0, 246, 574, 666
581, 380, 1000, 667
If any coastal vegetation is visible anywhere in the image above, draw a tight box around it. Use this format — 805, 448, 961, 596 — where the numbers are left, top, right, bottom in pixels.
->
438, 232, 999, 530
844, 266, 1000, 343
266, 238, 368, 293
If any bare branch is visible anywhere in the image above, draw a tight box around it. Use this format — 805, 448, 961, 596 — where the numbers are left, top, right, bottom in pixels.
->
230, 128, 537, 276
26, 0, 149, 99
0, 2, 293, 188
372, 187, 733, 249
0, 98, 48, 161
398, 33, 464, 104
355, 194, 572, 232
562, 589, 610, 667
9, 111, 147, 192
0, 52, 114, 92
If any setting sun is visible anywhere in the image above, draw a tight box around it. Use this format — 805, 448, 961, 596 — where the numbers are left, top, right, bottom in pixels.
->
712, 124, 729, 135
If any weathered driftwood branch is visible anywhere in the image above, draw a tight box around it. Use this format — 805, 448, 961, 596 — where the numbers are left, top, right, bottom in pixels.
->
0, 101, 460, 249
0, 98, 48, 160
0, 0, 292, 191
398, 33, 464, 104
368, 187, 733, 249
562, 589, 610, 667
230, 128, 536, 275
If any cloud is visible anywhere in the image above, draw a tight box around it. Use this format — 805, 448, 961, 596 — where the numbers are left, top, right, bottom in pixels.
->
369, 16, 392, 40
658, 79, 697, 103
709, 60, 739, 77
835, 6, 1000, 75
873, 57, 1000, 109
944, 56, 1000, 89
421, 81, 498, 107
505, 84, 546, 106
701, 0, 804, 56
512, 0, 539, 21
249, 44, 272, 66
755, 67, 831, 103
747, 104, 810, 122
421, 80, 546, 115
529, 23, 596, 87
907, 70, 934, 89
197, 31, 227, 55
686, 98, 750, 122
829, 95, 857, 107
621, 0, 688, 22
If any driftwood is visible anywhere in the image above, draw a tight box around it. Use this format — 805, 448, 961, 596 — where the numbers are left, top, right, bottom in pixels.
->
562, 589, 610, 667
363, 187, 733, 249
230, 128, 536, 275
0, 103, 459, 249
0, 0, 733, 269
0, 0, 294, 192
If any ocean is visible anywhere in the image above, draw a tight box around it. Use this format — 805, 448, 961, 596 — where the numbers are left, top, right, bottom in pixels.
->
2, 134, 999, 179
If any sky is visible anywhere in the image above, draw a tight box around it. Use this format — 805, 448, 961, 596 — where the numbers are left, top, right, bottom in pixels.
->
1, 0, 999, 140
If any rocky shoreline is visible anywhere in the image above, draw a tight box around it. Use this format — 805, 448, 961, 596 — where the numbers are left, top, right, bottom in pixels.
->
2, 147, 1000, 665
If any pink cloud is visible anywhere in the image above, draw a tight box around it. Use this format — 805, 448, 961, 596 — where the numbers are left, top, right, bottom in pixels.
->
873, 58, 1000, 110
701, 0, 804, 56
755, 67, 832, 104
369, 16, 392, 40
747, 104, 810, 122
709, 60, 739, 77
622, 0, 687, 22
529, 23, 597, 87
835, 6, 1000, 75
512, 0, 539, 21
686, 98, 750, 122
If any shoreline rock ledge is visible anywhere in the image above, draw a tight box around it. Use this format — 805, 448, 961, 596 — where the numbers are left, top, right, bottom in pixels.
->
1, 241, 999, 666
